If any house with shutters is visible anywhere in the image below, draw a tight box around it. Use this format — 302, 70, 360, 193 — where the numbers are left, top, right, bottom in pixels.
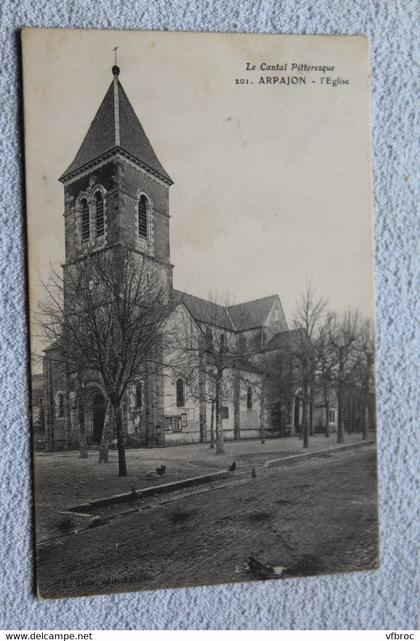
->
40, 63, 318, 451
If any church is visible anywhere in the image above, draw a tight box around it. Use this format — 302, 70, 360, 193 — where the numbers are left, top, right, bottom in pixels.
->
40, 63, 324, 451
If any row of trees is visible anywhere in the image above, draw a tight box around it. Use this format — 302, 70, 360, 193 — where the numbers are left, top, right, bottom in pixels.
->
287, 283, 375, 449
38, 246, 375, 475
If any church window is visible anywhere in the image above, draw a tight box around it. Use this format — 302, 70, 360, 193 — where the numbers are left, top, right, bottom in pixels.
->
220, 333, 226, 352
135, 382, 143, 409
81, 198, 90, 242
95, 192, 104, 237
176, 379, 185, 407
247, 386, 253, 410
138, 195, 148, 238
328, 409, 336, 423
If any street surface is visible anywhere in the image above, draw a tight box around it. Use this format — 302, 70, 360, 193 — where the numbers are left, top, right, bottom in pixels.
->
34, 432, 370, 539
37, 446, 379, 598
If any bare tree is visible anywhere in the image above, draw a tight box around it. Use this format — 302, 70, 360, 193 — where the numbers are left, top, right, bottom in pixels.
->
172, 293, 263, 455
328, 310, 361, 444
38, 246, 174, 476
315, 313, 336, 438
355, 318, 375, 440
187, 315, 234, 455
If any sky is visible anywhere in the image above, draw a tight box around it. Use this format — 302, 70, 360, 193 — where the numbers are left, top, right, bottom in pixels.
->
22, 29, 375, 368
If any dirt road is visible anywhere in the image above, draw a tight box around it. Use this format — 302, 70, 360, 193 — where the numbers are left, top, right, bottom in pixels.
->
37, 446, 379, 598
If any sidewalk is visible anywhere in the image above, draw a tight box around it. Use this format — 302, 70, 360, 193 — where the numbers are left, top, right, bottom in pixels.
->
34, 432, 374, 539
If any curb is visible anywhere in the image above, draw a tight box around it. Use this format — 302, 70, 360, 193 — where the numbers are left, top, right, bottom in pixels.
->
263, 439, 375, 469
68, 469, 234, 513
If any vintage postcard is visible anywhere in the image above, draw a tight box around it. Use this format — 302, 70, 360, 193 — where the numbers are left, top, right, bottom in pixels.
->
22, 28, 378, 598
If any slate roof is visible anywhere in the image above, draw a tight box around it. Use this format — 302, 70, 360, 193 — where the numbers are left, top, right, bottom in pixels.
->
60, 77, 172, 183
173, 290, 284, 332
173, 290, 234, 330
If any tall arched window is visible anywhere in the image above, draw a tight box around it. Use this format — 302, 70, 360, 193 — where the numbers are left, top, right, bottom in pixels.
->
247, 386, 253, 410
81, 198, 90, 242
138, 195, 148, 238
176, 379, 185, 407
135, 382, 143, 409
95, 191, 104, 237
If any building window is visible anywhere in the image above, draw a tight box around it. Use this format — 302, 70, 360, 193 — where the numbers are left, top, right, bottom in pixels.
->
247, 386, 253, 410
173, 417, 182, 432
95, 191, 104, 237
176, 379, 185, 407
328, 409, 336, 423
220, 333, 226, 352
38, 397, 44, 407
138, 195, 148, 239
81, 198, 90, 242
221, 406, 229, 419
135, 382, 143, 409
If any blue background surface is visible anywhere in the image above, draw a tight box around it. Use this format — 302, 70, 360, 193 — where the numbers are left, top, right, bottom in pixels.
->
0, 0, 418, 630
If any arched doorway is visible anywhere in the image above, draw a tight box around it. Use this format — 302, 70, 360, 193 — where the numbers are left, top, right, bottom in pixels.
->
92, 393, 106, 444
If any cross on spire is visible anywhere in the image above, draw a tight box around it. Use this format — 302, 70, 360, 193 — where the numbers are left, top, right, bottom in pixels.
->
112, 46, 120, 76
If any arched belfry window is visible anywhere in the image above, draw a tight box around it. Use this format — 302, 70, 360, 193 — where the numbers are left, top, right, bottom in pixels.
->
176, 379, 185, 408
95, 191, 104, 237
247, 386, 253, 410
138, 195, 148, 239
81, 198, 90, 242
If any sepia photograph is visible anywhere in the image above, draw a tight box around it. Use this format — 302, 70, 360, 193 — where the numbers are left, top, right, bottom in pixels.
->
22, 28, 379, 599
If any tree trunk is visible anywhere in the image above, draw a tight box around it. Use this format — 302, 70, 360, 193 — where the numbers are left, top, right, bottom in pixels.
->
210, 399, 215, 449
337, 385, 344, 443
114, 403, 127, 476
259, 388, 265, 444
77, 383, 88, 459
362, 364, 371, 440
362, 394, 368, 440
98, 401, 112, 463
309, 384, 314, 437
215, 372, 224, 455
324, 397, 330, 438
